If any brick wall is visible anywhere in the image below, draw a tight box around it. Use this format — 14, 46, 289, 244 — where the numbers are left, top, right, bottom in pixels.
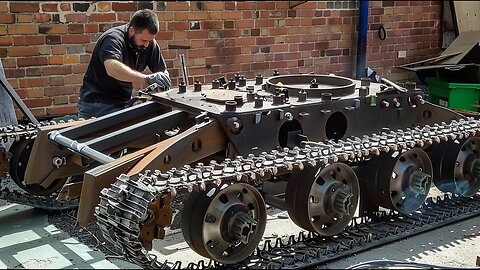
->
0, 1, 442, 117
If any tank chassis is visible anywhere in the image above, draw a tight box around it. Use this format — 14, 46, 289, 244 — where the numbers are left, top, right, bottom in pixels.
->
8, 72, 480, 266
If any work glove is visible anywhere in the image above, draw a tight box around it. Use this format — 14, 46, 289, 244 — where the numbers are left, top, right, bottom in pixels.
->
145, 71, 171, 90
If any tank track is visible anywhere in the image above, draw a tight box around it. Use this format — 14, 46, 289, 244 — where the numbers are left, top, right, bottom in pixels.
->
0, 120, 82, 211
95, 118, 480, 269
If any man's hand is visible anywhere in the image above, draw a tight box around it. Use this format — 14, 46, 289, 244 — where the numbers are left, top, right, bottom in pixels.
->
145, 71, 171, 90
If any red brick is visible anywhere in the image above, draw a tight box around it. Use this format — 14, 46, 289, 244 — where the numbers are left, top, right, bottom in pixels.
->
219, 29, 240, 38
65, 74, 84, 85
256, 37, 275, 45
39, 25, 68, 34
188, 12, 208, 20
49, 76, 65, 86
116, 12, 132, 22
202, 21, 223, 30
64, 55, 80, 64
221, 47, 241, 56
4, 68, 26, 78
203, 2, 224, 10
68, 24, 84, 34
186, 30, 208, 39
63, 34, 91, 44
24, 88, 42, 98
168, 22, 189, 30
312, 18, 326, 25
235, 37, 256, 46
34, 13, 51, 23
53, 96, 69, 105
47, 105, 78, 115
222, 11, 242, 20
72, 64, 87, 73
0, 2, 7, 12
60, 3, 71, 11
235, 20, 254, 28
13, 36, 45, 46
0, 14, 15, 23
17, 57, 47, 67
299, 43, 315, 51
166, 2, 190, 10
10, 2, 40, 12
44, 86, 77, 96
89, 13, 116, 22
251, 62, 269, 70
176, 12, 190, 20
18, 77, 48, 88
65, 13, 88, 23
0, 37, 12, 46
7, 25, 38, 35
69, 96, 79, 103
112, 2, 137, 11
257, 2, 275, 9
84, 24, 99, 33
156, 32, 173, 40
236, 2, 257, 10
43, 66, 73, 75
9, 46, 38, 57
24, 98, 53, 108
41, 3, 58, 12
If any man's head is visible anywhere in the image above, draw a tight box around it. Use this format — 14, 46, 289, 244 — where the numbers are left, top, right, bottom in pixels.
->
128, 9, 159, 52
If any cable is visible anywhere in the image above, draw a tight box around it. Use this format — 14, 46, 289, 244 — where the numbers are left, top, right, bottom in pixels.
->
378, 25, 387, 40
347, 259, 480, 269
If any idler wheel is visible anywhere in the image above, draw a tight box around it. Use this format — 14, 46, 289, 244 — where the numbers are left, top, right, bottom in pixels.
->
9, 138, 66, 196
360, 148, 433, 214
285, 163, 359, 236
181, 183, 266, 264
432, 137, 480, 196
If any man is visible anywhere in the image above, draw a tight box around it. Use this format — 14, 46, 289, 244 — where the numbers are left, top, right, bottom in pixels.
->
78, 9, 171, 119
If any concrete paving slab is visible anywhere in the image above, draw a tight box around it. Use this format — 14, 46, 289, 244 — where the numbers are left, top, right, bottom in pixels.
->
1, 198, 479, 269
0, 204, 133, 269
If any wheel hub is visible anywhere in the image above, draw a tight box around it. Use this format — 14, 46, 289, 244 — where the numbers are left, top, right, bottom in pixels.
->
409, 170, 430, 196
181, 183, 267, 264
433, 137, 480, 197
286, 163, 360, 236
229, 211, 257, 244
332, 189, 353, 215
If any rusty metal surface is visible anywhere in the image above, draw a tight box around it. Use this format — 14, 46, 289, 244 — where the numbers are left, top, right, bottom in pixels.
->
203, 90, 247, 103
24, 121, 84, 185
140, 191, 175, 250
0, 146, 8, 178
127, 119, 227, 174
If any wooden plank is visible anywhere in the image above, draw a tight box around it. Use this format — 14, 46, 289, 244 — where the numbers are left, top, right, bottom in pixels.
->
453, 1, 480, 33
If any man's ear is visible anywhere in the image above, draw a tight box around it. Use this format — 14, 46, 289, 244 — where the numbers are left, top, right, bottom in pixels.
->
128, 26, 135, 35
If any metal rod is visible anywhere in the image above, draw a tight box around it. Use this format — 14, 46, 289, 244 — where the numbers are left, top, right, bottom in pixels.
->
49, 130, 115, 164
355, 0, 369, 79
263, 194, 287, 210
180, 54, 189, 86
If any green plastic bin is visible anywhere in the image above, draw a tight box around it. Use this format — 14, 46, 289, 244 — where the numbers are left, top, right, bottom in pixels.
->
426, 77, 480, 112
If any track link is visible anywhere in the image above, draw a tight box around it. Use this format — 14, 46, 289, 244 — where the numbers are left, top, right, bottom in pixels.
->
95, 118, 480, 269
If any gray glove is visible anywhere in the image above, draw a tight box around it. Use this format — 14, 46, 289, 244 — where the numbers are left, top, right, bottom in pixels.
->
145, 71, 171, 90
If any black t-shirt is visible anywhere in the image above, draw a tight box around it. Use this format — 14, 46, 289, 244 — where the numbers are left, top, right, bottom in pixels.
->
79, 24, 166, 105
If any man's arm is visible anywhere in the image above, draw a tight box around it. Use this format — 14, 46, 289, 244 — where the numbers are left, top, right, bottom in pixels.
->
104, 59, 147, 84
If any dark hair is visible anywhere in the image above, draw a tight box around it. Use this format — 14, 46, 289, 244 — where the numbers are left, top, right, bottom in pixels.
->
129, 9, 159, 34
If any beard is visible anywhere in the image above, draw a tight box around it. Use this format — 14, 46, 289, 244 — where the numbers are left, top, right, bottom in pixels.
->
129, 36, 147, 52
